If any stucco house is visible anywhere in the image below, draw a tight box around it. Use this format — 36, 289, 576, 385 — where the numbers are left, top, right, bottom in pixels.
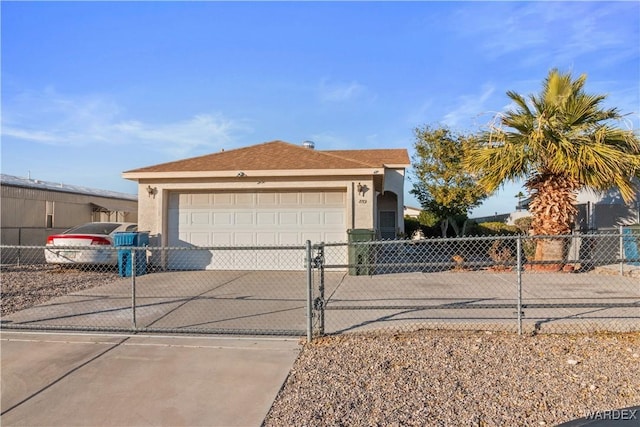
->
403, 205, 422, 218
122, 140, 410, 270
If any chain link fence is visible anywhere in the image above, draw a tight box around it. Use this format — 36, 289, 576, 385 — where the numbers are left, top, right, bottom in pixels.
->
317, 230, 639, 336
1, 229, 639, 339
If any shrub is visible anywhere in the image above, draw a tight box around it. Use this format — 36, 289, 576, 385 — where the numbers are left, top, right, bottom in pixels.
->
513, 216, 533, 234
470, 221, 519, 236
404, 216, 423, 239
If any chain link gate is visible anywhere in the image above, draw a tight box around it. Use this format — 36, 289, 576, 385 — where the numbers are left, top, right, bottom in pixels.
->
306, 241, 326, 341
3, 244, 312, 336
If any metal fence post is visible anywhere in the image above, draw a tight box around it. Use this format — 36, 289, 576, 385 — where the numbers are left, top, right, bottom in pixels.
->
517, 235, 523, 335
317, 242, 325, 336
17, 228, 22, 266
305, 240, 313, 343
132, 248, 137, 329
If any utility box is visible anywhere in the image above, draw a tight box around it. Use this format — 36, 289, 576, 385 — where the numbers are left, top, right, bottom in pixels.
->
114, 232, 149, 277
348, 229, 375, 275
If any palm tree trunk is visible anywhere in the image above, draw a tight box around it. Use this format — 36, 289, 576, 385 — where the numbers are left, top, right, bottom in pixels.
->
527, 174, 578, 271
533, 237, 568, 271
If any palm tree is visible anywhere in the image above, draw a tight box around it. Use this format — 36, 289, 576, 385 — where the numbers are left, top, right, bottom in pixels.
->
515, 191, 525, 211
466, 69, 640, 268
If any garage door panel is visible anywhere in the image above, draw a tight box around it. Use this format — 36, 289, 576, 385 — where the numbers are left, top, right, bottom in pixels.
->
279, 233, 298, 245
234, 232, 254, 246
302, 212, 321, 225
279, 212, 298, 226
325, 231, 347, 243
325, 212, 344, 225
175, 212, 188, 225
257, 232, 277, 245
279, 193, 299, 205
214, 193, 233, 205
212, 232, 232, 245
302, 192, 323, 205
189, 232, 210, 246
168, 190, 346, 270
257, 212, 276, 225
325, 192, 345, 205
235, 212, 253, 225
235, 193, 254, 206
257, 193, 277, 205
302, 232, 322, 243
191, 212, 210, 225
213, 212, 233, 225
191, 193, 210, 206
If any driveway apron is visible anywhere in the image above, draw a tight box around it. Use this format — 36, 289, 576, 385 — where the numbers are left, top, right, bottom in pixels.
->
1, 331, 300, 427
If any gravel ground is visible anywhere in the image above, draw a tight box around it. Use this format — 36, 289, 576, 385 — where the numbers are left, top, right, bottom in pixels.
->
265, 330, 640, 427
1, 264, 118, 316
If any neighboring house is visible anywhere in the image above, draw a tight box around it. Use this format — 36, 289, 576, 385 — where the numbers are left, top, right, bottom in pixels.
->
574, 188, 640, 230
499, 187, 640, 230
122, 140, 410, 270
403, 205, 422, 218
1, 174, 138, 248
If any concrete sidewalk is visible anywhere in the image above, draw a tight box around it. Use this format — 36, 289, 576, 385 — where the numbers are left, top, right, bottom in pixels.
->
1, 331, 301, 427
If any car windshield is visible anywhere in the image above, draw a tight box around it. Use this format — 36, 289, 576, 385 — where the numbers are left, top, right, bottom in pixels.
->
64, 223, 122, 235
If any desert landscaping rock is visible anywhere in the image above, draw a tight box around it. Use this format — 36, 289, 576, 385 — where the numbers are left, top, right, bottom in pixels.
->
1, 264, 118, 316
264, 330, 640, 426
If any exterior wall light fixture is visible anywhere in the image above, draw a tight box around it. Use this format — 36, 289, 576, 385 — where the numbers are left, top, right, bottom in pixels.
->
146, 185, 158, 198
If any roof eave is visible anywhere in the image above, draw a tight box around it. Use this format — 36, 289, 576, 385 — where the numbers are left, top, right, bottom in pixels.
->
122, 168, 384, 181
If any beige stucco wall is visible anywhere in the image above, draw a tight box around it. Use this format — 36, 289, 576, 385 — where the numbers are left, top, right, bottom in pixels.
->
382, 168, 406, 235
135, 175, 380, 246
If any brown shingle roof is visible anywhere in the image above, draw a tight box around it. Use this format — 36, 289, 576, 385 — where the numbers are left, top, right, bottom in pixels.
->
124, 141, 409, 173
324, 148, 410, 166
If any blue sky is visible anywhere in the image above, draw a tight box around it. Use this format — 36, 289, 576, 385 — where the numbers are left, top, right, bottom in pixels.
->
2, 1, 639, 217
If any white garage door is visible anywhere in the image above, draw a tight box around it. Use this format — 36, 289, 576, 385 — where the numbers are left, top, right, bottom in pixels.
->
167, 190, 347, 270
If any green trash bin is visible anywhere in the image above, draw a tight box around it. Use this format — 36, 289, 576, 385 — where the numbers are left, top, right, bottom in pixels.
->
348, 229, 375, 275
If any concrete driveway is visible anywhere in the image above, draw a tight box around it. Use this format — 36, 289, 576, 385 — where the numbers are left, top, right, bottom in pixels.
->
1, 331, 300, 427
